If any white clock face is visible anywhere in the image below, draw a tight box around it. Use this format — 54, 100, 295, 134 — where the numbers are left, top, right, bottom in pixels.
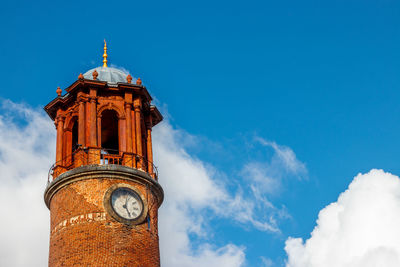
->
110, 187, 143, 220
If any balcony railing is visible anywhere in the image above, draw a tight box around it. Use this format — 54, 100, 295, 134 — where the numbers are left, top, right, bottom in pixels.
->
101, 153, 123, 165
47, 148, 158, 185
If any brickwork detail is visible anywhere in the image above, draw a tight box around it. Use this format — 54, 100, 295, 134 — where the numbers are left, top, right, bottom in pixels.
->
48, 177, 160, 267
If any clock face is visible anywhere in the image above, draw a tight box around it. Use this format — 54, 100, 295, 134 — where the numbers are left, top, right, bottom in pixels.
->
110, 187, 143, 220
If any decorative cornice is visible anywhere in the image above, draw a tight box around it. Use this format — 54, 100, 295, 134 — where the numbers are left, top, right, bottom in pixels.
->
45, 79, 154, 121
44, 165, 164, 209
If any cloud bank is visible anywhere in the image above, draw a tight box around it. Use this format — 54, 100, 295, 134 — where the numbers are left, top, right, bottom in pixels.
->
154, 122, 246, 266
0, 99, 307, 267
0, 100, 54, 267
9, 99, 400, 267
154, 123, 306, 265
285, 169, 400, 267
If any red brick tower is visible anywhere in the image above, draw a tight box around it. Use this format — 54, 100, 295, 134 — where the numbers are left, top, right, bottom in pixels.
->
44, 42, 164, 266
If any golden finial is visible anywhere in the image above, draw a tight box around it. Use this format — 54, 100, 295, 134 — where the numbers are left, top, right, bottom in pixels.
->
103, 39, 108, 68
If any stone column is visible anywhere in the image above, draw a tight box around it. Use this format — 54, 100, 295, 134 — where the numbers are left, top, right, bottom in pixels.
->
134, 98, 142, 169
97, 116, 101, 148
55, 116, 65, 165
85, 100, 90, 146
125, 103, 132, 153
131, 109, 136, 154
64, 128, 72, 166
119, 118, 126, 153
146, 118, 153, 177
78, 99, 86, 147
90, 98, 97, 147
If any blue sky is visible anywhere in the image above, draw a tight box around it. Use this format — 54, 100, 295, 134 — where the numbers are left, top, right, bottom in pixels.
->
1, 0, 400, 266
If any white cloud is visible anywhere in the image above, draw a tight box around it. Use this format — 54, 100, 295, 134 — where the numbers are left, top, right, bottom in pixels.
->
0, 100, 308, 267
242, 138, 307, 197
154, 122, 246, 266
154, 121, 305, 245
0, 100, 246, 267
0, 100, 54, 267
225, 137, 307, 234
261, 256, 274, 267
285, 169, 400, 267
233, 138, 306, 232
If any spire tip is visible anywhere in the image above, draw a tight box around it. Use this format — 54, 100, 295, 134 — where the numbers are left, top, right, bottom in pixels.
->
103, 40, 108, 67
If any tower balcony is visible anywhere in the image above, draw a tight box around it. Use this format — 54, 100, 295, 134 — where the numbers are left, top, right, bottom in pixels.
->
48, 147, 158, 185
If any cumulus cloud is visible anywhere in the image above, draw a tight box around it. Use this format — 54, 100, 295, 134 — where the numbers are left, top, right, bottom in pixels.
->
285, 169, 400, 267
0, 100, 247, 267
154, 122, 246, 266
0, 99, 307, 267
0, 100, 54, 267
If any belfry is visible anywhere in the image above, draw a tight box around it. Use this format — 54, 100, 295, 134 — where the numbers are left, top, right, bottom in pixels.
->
44, 42, 164, 266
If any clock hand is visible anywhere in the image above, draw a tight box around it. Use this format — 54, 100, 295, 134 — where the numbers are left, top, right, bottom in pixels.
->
124, 196, 131, 217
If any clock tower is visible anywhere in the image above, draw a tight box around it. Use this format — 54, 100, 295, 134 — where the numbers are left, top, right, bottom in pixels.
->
44, 42, 164, 266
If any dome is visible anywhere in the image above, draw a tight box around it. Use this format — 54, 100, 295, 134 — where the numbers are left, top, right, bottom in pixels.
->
83, 67, 136, 85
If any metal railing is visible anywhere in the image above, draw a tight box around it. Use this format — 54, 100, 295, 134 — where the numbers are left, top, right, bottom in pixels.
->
47, 147, 158, 184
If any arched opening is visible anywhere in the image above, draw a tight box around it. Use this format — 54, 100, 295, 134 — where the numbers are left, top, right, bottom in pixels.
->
63, 116, 79, 167
101, 109, 119, 154
72, 120, 79, 152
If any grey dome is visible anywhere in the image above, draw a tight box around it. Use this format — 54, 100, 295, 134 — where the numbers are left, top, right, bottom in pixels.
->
83, 67, 135, 84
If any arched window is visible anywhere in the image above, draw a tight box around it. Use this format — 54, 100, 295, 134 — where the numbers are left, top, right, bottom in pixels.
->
101, 109, 119, 154
63, 116, 78, 167
71, 120, 79, 152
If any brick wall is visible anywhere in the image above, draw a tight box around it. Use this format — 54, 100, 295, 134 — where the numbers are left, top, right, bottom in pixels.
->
48, 177, 160, 267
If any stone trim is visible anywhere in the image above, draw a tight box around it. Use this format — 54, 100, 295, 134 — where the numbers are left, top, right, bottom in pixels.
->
44, 165, 164, 209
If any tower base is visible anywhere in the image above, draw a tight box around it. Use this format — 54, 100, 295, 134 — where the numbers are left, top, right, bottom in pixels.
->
44, 165, 164, 267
